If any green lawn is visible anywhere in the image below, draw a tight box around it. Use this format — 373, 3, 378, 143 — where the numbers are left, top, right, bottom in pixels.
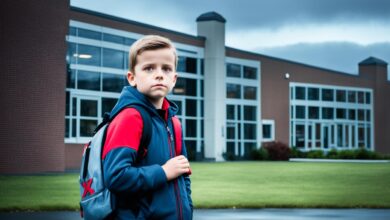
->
0, 162, 389, 211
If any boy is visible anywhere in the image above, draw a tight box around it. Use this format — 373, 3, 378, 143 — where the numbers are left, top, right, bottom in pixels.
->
102, 35, 192, 219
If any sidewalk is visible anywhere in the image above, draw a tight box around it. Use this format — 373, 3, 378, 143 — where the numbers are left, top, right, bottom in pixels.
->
1, 209, 390, 220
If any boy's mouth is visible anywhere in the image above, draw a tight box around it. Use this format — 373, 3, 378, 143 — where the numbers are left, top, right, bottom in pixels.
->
152, 84, 167, 88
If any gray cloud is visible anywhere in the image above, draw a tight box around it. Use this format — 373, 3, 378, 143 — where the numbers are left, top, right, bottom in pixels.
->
256, 42, 390, 76
147, 0, 390, 31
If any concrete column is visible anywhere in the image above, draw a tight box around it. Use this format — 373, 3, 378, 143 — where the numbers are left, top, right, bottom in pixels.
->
196, 12, 226, 161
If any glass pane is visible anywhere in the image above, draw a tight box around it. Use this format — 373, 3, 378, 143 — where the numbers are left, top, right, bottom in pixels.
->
366, 110, 370, 121
226, 84, 241, 99
366, 126, 371, 149
67, 42, 77, 64
66, 67, 76, 88
201, 100, 204, 117
226, 63, 241, 77
308, 106, 319, 119
65, 119, 69, 138
238, 106, 241, 121
185, 99, 197, 116
103, 33, 124, 44
102, 98, 117, 117
348, 109, 356, 120
358, 125, 364, 147
78, 28, 101, 40
72, 119, 76, 137
66, 92, 70, 116
348, 91, 356, 103
227, 105, 235, 120
81, 99, 98, 117
295, 87, 305, 100
226, 142, 235, 154
124, 38, 136, 46
296, 106, 305, 119
244, 123, 256, 140
80, 119, 98, 137
244, 142, 256, 157
357, 91, 365, 104
322, 107, 333, 119
336, 90, 346, 102
358, 109, 365, 121
244, 86, 257, 100
308, 88, 319, 100
295, 124, 305, 148
365, 92, 371, 104
322, 89, 334, 101
78, 70, 100, 91
177, 57, 197, 73
173, 78, 197, 96
244, 106, 256, 121
336, 108, 346, 119
102, 73, 127, 92
186, 57, 197, 73
201, 119, 204, 138
262, 124, 271, 139
185, 119, 197, 137
173, 100, 182, 116
243, 66, 257, 79
69, 27, 77, 36
77, 44, 101, 66
72, 98, 77, 116
227, 126, 235, 139
102, 48, 124, 69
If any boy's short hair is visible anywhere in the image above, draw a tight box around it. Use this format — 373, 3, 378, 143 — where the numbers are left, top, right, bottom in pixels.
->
129, 35, 178, 73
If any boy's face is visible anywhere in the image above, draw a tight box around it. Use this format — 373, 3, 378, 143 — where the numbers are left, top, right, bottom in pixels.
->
127, 48, 177, 103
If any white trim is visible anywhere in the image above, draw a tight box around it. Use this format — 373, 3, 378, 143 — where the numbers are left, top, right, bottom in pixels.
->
262, 119, 275, 142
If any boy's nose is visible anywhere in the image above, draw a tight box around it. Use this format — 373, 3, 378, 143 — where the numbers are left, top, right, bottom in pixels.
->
154, 68, 164, 79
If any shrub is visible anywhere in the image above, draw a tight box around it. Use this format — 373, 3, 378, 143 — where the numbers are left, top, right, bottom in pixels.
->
223, 152, 237, 161
326, 148, 339, 159
306, 150, 325, 158
290, 147, 307, 158
263, 141, 291, 161
337, 150, 357, 159
249, 147, 269, 160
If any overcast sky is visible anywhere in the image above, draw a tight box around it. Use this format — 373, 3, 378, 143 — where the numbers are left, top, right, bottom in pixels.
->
71, 0, 390, 78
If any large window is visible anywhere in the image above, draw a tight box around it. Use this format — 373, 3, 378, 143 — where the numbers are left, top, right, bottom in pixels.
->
225, 57, 260, 158
290, 83, 373, 151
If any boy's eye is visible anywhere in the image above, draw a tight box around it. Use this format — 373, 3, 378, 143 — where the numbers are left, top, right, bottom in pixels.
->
144, 66, 154, 72
162, 66, 173, 73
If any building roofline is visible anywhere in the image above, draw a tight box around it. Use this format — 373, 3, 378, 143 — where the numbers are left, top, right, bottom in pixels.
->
70, 6, 206, 42
226, 46, 357, 77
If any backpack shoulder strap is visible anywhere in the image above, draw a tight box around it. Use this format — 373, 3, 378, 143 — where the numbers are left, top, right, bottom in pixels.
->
171, 116, 182, 156
130, 105, 152, 162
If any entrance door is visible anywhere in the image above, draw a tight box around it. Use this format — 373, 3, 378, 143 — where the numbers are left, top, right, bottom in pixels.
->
74, 95, 101, 140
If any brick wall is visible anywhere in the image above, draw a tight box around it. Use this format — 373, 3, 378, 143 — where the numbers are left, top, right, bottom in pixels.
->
0, 0, 69, 173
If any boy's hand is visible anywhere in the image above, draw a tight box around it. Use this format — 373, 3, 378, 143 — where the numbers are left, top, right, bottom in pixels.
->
162, 155, 191, 181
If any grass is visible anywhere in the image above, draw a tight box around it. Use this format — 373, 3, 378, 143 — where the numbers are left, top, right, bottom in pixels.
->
0, 162, 389, 211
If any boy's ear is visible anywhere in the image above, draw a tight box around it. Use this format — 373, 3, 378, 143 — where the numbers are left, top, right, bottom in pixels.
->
127, 71, 136, 87
172, 73, 178, 85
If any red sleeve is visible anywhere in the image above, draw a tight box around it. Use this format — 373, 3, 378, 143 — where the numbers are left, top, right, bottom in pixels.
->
102, 108, 143, 160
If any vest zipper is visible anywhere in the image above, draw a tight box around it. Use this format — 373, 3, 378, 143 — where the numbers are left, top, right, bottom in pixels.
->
166, 125, 183, 220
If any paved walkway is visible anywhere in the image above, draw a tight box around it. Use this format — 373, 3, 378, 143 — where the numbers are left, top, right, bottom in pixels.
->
1, 209, 390, 220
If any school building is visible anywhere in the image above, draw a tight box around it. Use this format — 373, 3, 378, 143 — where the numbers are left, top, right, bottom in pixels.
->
1, 0, 389, 173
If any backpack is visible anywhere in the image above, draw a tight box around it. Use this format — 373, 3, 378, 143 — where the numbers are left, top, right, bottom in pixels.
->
79, 105, 183, 220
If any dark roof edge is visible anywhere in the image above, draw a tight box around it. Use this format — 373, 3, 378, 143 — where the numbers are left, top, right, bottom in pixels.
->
70, 6, 205, 42
226, 46, 357, 76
